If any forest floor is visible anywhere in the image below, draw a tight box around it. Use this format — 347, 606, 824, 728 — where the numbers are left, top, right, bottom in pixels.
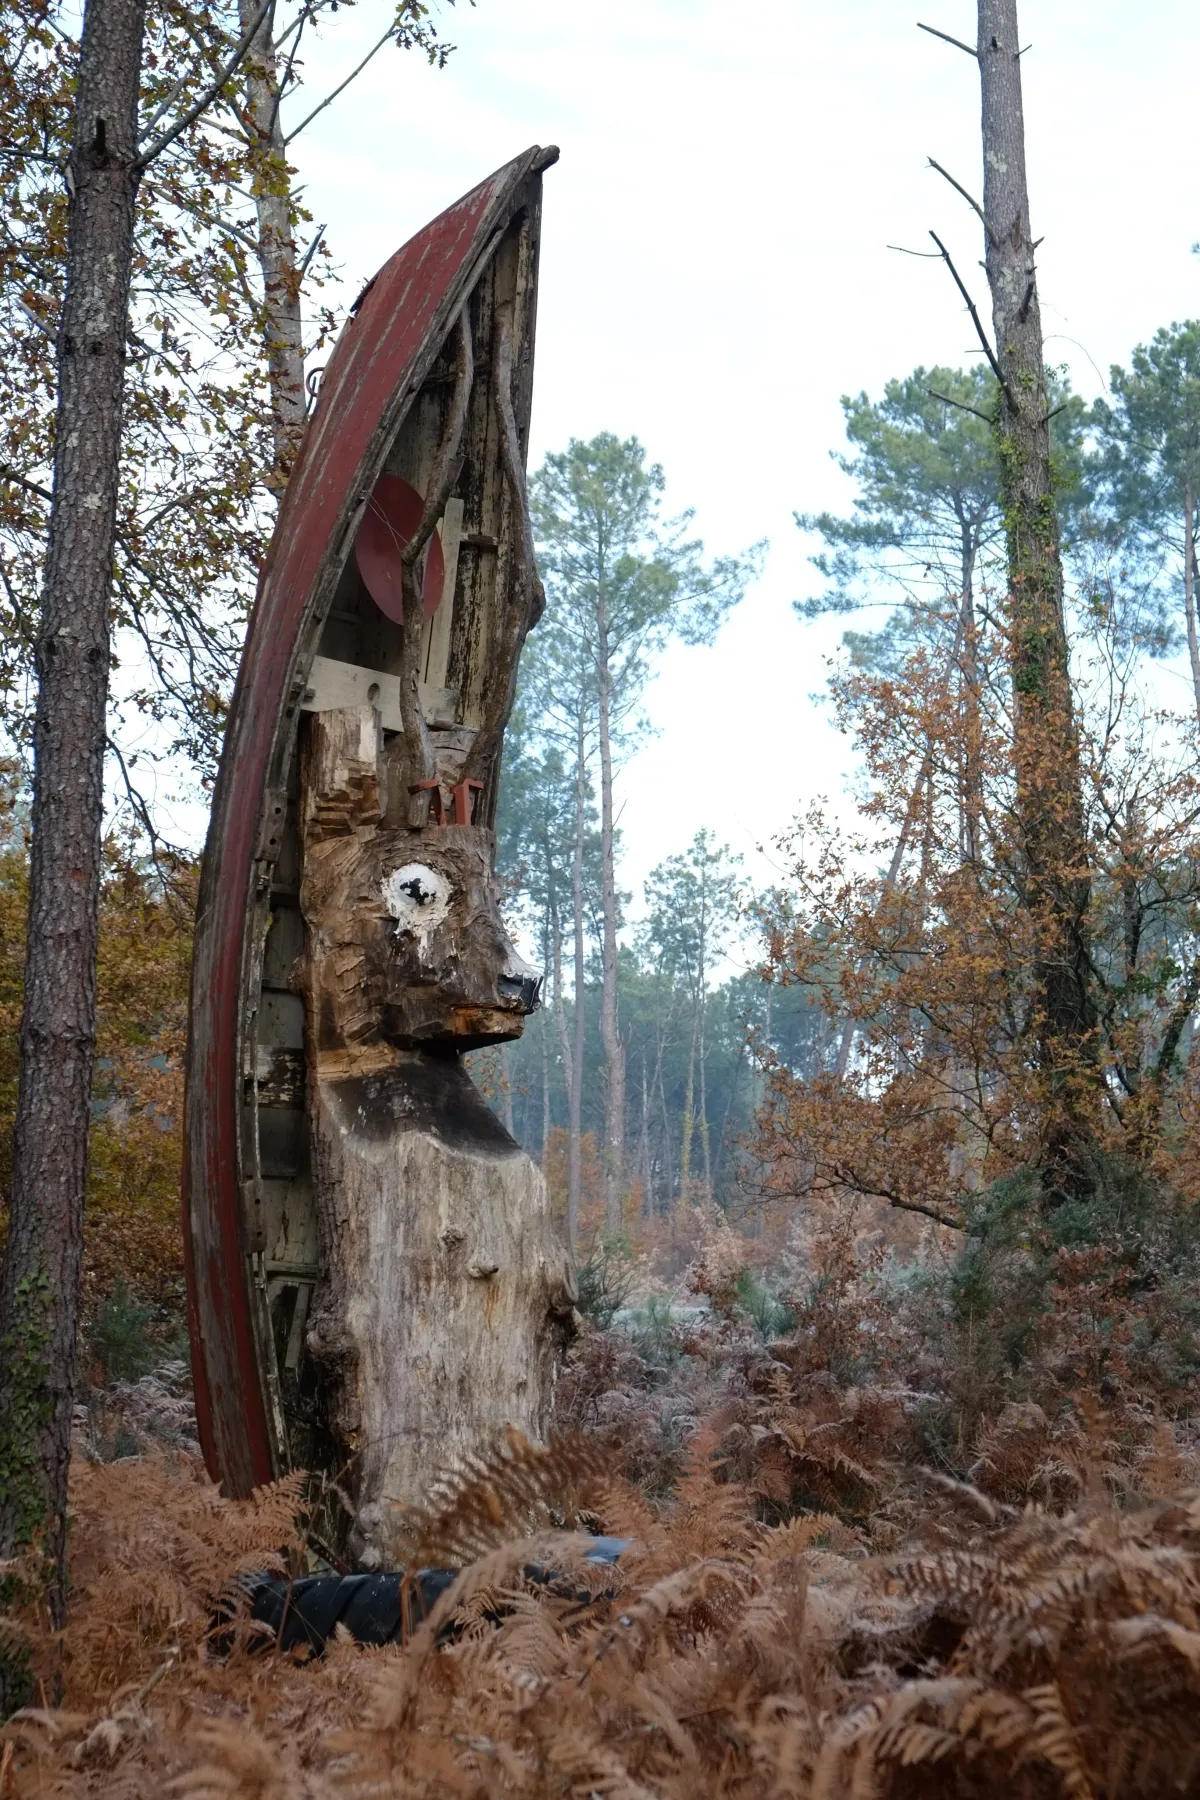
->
6, 1260, 1200, 1800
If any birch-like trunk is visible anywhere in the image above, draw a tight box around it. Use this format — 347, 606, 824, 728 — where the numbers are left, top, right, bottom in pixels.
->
595, 595, 625, 1234
978, 0, 1097, 1199
237, 0, 306, 487
0, 0, 145, 1665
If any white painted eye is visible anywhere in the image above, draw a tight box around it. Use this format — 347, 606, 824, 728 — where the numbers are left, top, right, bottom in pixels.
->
382, 862, 452, 943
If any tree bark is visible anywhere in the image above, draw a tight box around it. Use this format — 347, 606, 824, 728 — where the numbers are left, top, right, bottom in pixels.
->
656, 1033, 674, 1201
540, 907, 553, 1164
595, 592, 625, 1233
697, 920, 711, 1192
1183, 481, 1200, 732
680, 1021, 696, 1188
978, 0, 1097, 1200
957, 533, 983, 866
548, 881, 574, 1168
0, 0, 145, 1681
237, 0, 306, 489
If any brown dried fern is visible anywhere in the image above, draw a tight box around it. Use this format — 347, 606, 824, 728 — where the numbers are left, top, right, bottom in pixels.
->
377, 1427, 614, 1570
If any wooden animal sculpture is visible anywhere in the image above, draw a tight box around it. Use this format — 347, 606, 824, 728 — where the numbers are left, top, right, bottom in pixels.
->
183, 149, 574, 1556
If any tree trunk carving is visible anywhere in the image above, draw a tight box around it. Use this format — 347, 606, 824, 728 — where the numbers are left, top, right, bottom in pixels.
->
298, 704, 573, 1550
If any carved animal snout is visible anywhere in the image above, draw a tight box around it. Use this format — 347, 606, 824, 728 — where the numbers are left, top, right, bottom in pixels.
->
498, 949, 542, 1013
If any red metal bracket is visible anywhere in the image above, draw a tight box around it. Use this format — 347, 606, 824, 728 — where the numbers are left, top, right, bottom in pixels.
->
450, 778, 483, 825
408, 779, 446, 825
407, 778, 482, 825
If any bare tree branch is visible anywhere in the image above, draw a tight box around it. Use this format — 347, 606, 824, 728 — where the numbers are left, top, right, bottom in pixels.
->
928, 231, 1014, 407
917, 20, 978, 57
269, 1, 312, 136
0, 467, 53, 503
927, 388, 994, 423
284, 23, 396, 144
927, 157, 996, 244
138, 67, 194, 145
297, 221, 325, 279
1154, 953, 1200, 1084
16, 297, 55, 342
107, 735, 191, 906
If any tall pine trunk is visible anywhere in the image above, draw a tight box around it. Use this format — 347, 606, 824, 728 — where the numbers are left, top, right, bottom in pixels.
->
697, 926, 711, 1191
540, 907, 553, 1163
680, 1021, 696, 1188
567, 708, 586, 1256
548, 882, 575, 1195
978, 0, 1097, 1200
0, 0, 145, 1694
957, 536, 982, 866
595, 595, 625, 1234
1183, 481, 1200, 731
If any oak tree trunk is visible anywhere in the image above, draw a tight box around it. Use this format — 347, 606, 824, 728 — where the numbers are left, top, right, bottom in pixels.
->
978, 0, 1097, 1201
0, 0, 145, 1691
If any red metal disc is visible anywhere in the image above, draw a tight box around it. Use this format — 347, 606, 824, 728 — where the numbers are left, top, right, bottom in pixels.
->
353, 474, 446, 623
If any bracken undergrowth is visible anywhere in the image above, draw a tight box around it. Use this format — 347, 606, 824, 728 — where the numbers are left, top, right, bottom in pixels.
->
3, 1385, 1200, 1799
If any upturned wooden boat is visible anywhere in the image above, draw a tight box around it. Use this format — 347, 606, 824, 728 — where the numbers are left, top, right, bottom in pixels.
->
184, 147, 557, 1500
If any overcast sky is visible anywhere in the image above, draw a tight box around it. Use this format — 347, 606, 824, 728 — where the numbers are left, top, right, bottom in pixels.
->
278, 0, 1200, 916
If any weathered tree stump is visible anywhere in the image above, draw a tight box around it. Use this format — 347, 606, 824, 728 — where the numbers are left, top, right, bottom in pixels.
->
298, 705, 573, 1549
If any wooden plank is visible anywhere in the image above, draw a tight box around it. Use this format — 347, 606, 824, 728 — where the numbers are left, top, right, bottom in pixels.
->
300, 656, 459, 731
424, 496, 463, 693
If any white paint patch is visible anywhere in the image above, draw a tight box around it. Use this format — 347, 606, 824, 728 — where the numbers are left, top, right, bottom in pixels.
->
381, 862, 452, 948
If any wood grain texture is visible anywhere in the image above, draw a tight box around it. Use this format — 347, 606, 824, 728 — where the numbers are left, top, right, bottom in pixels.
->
299, 705, 570, 1540
306, 1057, 574, 1548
